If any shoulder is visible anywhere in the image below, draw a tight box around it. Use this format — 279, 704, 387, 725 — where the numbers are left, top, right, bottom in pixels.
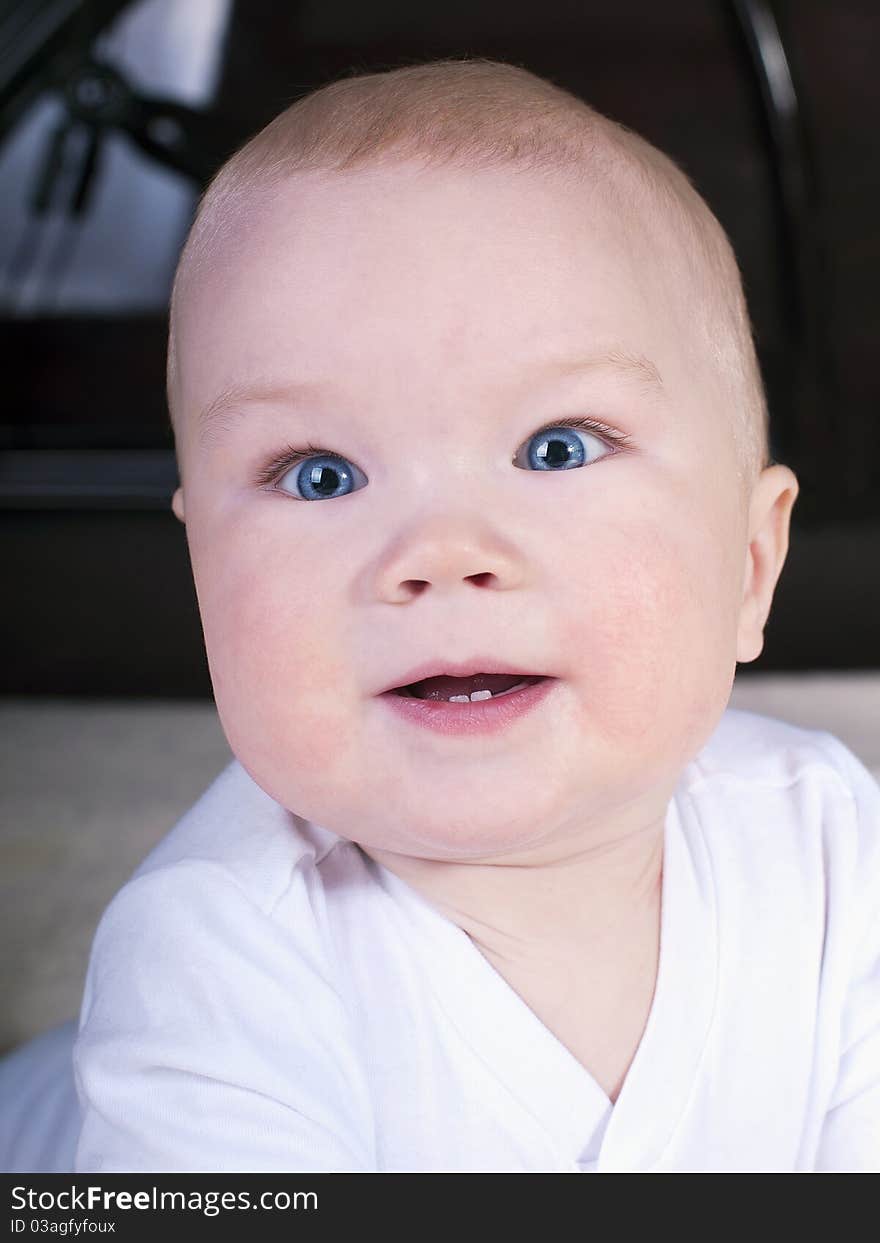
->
680, 705, 880, 944
125, 756, 345, 914
75, 867, 373, 1172
688, 705, 878, 796
81, 757, 358, 1010
683, 703, 880, 827
76, 761, 372, 1150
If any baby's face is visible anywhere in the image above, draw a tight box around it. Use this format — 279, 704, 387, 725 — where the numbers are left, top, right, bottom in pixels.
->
171, 162, 753, 861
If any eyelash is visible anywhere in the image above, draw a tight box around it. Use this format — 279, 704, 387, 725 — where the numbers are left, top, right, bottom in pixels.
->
253, 416, 635, 490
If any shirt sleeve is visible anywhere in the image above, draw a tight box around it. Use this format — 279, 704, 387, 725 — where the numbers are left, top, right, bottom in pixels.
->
73, 859, 374, 1173
813, 736, 880, 1173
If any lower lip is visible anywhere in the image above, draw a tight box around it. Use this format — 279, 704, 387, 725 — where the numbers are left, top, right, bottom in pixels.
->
378, 677, 557, 736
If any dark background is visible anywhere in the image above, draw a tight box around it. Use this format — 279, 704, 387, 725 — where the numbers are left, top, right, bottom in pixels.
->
2, 0, 878, 694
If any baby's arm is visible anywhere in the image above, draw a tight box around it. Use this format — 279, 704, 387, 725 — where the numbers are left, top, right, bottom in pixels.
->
813, 738, 880, 1173
73, 861, 373, 1173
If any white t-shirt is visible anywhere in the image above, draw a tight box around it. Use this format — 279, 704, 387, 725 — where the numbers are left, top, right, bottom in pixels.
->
67, 707, 879, 1172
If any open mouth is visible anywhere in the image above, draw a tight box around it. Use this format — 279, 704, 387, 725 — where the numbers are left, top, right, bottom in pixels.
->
391, 673, 546, 702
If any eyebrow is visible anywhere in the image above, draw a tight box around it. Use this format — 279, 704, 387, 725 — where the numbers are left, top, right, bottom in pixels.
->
194, 346, 665, 449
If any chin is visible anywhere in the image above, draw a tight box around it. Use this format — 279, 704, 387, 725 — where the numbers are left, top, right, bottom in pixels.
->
360, 807, 559, 862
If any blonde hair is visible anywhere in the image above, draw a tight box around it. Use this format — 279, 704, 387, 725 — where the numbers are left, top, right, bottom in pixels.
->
167, 56, 770, 487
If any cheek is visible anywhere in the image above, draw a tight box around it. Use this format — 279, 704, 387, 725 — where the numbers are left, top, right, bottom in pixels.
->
559, 515, 739, 753
191, 531, 356, 785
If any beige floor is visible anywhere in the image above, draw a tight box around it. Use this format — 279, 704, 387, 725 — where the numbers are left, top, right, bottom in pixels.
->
2, 672, 878, 1056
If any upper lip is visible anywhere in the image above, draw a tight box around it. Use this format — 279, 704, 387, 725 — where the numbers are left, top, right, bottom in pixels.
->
378, 659, 550, 695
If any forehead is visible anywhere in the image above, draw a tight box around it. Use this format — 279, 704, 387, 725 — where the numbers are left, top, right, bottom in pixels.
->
175, 162, 694, 421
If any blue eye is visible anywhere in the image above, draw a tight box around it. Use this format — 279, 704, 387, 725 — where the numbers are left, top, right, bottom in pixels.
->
278, 452, 365, 502
516, 423, 611, 471
263, 419, 627, 501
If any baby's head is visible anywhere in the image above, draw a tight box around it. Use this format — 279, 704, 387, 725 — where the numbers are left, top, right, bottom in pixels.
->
166, 58, 798, 863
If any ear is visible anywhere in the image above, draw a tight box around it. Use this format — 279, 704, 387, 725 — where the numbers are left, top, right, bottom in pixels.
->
171, 486, 186, 523
736, 464, 800, 663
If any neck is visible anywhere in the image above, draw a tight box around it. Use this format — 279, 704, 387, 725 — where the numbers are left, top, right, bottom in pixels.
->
359, 806, 667, 968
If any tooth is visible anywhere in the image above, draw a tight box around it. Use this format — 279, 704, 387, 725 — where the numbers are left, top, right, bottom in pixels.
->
445, 684, 529, 704
406, 679, 536, 703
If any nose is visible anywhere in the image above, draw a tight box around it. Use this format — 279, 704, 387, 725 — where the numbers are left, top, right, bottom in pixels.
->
374, 519, 526, 602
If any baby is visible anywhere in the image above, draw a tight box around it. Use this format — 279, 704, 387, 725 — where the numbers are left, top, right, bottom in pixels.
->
16, 57, 880, 1173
